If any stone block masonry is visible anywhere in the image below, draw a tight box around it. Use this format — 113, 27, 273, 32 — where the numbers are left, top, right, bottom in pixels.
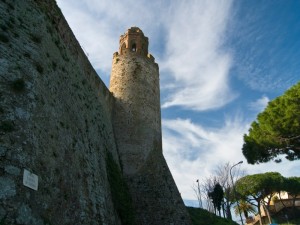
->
0, 0, 120, 224
110, 51, 161, 175
0, 1, 192, 225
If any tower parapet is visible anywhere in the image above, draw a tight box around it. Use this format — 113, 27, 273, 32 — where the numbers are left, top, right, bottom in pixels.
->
119, 27, 148, 56
113, 27, 156, 62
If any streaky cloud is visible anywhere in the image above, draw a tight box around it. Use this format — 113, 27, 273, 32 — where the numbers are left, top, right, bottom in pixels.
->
248, 95, 269, 112
161, 0, 236, 111
162, 115, 248, 199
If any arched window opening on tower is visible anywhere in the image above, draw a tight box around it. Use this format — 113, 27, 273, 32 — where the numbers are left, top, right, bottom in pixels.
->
131, 43, 136, 52
121, 42, 126, 54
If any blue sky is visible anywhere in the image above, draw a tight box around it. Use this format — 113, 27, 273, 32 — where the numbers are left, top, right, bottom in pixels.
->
56, 0, 300, 206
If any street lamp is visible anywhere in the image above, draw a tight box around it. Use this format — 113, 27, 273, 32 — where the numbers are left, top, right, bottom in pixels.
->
196, 179, 203, 208
230, 161, 244, 225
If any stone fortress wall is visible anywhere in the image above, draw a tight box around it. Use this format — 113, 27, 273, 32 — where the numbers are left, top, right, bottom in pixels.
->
0, 0, 191, 224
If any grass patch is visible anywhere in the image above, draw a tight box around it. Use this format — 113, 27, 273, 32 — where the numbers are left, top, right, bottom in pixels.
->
106, 152, 135, 225
187, 207, 239, 225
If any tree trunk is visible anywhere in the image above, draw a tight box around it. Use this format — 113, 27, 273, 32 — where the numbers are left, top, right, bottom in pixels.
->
226, 204, 232, 220
258, 202, 263, 225
263, 204, 272, 224
279, 192, 287, 208
292, 195, 296, 219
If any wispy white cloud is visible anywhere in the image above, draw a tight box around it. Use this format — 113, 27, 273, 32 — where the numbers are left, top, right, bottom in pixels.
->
162, 116, 247, 200
248, 95, 269, 112
161, 0, 237, 111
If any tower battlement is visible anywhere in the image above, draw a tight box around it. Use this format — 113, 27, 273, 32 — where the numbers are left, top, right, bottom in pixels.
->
114, 27, 156, 62
119, 27, 148, 56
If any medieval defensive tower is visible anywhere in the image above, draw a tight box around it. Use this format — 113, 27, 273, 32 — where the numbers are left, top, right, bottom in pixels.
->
110, 27, 191, 225
110, 27, 161, 175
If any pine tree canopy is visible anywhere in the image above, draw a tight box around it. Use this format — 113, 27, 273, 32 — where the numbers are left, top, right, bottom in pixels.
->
242, 82, 300, 164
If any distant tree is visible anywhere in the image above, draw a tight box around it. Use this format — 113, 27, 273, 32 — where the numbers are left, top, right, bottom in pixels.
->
197, 162, 245, 220
233, 200, 256, 219
235, 172, 284, 224
242, 81, 300, 164
214, 162, 245, 220
283, 176, 300, 218
201, 175, 218, 213
208, 183, 224, 216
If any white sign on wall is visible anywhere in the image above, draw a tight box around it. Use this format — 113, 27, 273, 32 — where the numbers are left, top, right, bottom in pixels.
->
23, 169, 38, 191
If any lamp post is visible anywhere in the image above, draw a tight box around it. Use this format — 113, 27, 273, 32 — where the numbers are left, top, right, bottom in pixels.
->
230, 161, 244, 225
196, 179, 203, 208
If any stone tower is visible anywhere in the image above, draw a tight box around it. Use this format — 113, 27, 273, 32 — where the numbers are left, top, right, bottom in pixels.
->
110, 27, 191, 225
110, 27, 161, 175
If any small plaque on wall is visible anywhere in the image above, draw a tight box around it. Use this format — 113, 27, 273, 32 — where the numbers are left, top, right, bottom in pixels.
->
23, 169, 38, 191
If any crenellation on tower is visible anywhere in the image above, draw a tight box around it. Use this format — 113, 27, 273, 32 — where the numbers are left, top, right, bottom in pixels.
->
118, 27, 149, 56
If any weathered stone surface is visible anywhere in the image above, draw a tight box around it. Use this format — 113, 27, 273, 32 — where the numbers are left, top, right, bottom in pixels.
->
110, 51, 161, 175
5, 165, 21, 176
0, 206, 6, 220
0, 177, 16, 199
0, 146, 6, 157
16, 204, 43, 225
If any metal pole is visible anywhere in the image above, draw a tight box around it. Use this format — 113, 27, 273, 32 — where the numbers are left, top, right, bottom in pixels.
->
196, 179, 203, 208
230, 161, 244, 225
